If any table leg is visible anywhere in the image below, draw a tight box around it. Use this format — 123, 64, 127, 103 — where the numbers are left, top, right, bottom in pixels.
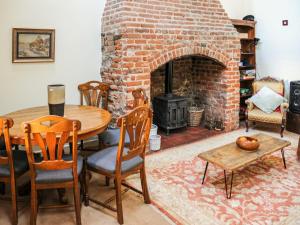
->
281, 149, 287, 169
224, 170, 234, 199
202, 162, 209, 184
297, 137, 300, 161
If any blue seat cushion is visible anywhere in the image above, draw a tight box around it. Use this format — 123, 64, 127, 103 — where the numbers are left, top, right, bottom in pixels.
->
87, 146, 143, 173
0, 150, 29, 177
35, 155, 83, 184
98, 128, 130, 146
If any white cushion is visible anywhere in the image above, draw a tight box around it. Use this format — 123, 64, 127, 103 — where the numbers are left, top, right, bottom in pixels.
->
249, 86, 287, 114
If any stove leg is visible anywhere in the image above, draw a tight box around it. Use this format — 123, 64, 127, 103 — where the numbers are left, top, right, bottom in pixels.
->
202, 162, 209, 184
166, 129, 170, 136
281, 149, 287, 169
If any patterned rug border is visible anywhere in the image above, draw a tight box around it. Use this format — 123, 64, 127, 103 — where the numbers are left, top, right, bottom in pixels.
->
151, 200, 184, 225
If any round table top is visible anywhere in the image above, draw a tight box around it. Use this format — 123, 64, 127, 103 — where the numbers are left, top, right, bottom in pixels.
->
5, 105, 112, 145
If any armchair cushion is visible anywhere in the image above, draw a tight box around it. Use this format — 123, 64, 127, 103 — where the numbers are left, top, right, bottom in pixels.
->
248, 108, 283, 124
0, 150, 29, 177
250, 86, 287, 114
87, 146, 143, 174
35, 155, 83, 184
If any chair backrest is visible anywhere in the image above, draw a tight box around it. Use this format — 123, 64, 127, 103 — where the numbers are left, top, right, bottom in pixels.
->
132, 88, 149, 108
78, 81, 110, 109
0, 117, 14, 177
23, 116, 81, 179
115, 106, 152, 172
253, 77, 284, 95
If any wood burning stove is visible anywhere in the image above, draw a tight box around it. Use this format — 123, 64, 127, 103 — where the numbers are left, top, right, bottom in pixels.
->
153, 61, 188, 135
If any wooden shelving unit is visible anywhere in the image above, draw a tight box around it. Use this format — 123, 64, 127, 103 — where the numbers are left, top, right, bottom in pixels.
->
231, 19, 257, 120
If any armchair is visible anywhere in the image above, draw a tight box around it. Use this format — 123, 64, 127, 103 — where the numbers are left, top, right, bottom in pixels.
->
245, 77, 288, 137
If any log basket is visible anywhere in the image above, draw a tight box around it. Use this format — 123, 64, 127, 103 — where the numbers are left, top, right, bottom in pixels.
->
187, 107, 204, 127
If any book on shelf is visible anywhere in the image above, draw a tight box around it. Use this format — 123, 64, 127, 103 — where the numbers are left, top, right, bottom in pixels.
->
239, 33, 248, 39
241, 75, 255, 80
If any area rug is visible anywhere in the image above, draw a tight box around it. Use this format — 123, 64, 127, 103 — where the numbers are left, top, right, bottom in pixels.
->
128, 130, 300, 225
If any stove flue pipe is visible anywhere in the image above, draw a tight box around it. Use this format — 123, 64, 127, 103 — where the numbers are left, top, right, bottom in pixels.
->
165, 61, 173, 97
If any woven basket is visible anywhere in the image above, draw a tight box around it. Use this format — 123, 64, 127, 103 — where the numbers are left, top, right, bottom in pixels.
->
188, 107, 204, 127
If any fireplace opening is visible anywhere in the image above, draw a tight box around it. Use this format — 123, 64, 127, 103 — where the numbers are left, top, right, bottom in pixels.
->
152, 61, 188, 135
151, 55, 227, 133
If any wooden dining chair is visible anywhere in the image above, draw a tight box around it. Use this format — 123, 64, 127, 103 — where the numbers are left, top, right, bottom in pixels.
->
84, 106, 152, 224
132, 88, 149, 108
0, 117, 29, 225
77, 81, 110, 150
98, 88, 149, 148
78, 80, 110, 109
23, 116, 82, 225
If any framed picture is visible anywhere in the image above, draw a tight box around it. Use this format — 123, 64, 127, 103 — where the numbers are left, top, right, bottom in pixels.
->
12, 28, 55, 63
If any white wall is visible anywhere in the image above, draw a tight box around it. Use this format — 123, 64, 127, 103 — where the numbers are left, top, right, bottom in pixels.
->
220, 0, 247, 19
0, 0, 106, 115
244, 0, 300, 83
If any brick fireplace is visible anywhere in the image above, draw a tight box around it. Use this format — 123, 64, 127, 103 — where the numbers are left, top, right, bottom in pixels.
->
101, 0, 241, 131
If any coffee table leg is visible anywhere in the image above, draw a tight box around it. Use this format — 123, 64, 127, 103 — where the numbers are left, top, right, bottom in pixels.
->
224, 170, 234, 199
281, 149, 287, 169
202, 162, 209, 184
297, 137, 300, 161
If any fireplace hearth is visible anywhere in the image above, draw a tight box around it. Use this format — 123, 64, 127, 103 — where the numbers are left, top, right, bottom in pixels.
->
153, 61, 188, 135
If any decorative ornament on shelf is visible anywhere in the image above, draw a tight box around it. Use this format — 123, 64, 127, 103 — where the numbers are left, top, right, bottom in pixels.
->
254, 38, 260, 45
243, 15, 255, 21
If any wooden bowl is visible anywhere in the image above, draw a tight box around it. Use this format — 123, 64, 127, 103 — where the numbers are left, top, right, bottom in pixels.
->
236, 136, 260, 151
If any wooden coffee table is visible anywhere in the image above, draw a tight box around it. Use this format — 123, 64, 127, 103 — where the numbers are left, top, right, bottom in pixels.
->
198, 133, 291, 199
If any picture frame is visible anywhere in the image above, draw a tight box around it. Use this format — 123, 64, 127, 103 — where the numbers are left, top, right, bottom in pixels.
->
12, 28, 55, 63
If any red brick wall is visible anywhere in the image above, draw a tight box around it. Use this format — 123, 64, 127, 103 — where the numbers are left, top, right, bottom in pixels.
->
101, 0, 241, 131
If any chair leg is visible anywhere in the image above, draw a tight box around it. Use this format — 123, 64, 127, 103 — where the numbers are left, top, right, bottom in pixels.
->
80, 140, 84, 150
105, 176, 110, 186
69, 142, 73, 153
78, 174, 84, 202
140, 166, 151, 204
115, 178, 124, 224
0, 182, 5, 195
245, 119, 249, 132
97, 135, 105, 149
281, 124, 285, 138
30, 185, 37, 225
83, 160, 89, 206
57, 189, 68, 204
11, 179, 18, 225
73, 182, 82, 225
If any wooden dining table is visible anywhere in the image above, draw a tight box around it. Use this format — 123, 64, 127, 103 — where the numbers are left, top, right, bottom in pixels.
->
3, 104, 112, 202
5, 104, 112, 145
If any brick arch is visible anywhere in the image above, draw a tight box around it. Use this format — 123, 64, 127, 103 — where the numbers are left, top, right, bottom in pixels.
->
148, 43, 231, 73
